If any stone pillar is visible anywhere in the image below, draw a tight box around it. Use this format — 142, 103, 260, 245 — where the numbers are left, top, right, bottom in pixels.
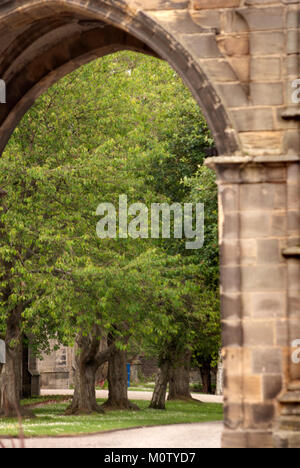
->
273, 161, 300, 448
206, 155, 300, 449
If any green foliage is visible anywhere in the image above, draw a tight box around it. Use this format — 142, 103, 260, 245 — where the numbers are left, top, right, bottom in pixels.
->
0, 51, 220, 367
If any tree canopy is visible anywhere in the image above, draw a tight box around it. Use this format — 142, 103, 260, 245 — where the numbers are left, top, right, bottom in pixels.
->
0, 51, 220, 414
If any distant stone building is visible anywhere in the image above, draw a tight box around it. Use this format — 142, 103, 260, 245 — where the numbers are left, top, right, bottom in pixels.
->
37, 343, 76, 390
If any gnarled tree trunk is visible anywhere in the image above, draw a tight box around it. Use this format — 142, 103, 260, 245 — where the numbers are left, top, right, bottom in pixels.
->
66, 330, 113, 415
149, 360, 170, 410
101, 344, 139, 411
168, 350, 193, 401
0, 307, 32, 418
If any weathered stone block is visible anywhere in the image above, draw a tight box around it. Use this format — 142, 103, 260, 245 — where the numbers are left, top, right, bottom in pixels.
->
270, 214, 287, 237
252, 403, 275, 428
251, 292, 286, 318
222, 212, 240, 239
247, 431, 274, 448
131, 0, 189, 10
243, 375, 263, 402
250, 31, 285, 55
256, 239, 281, 265
286, 6, 300, 28
231, 108, 274, 132
263, 374, 283, 400
251, 58, 281, 81
223, 374, 243, 399
191, 10, 221, 29
265, 165, 286, 183
250, 82, 283, 106
284, 131, 300, 155
217, 34, 249, 56
239, 7, 284, 31
288, 291, 300, 318
240, 132, 283, 156
275, 320, 289, 347
243, 321, 274, 346
222, 9, 249, 33
222, 320, 243, 347
288, 184, 300, 210
220, 266, 241, 293
222, 430, 247, 448
240, 239, 257, 266
288, 210, 300, 234
240, 184, 285, 211
224, 347, 243, 377
219, 185, 239, 212
287, 29, 300, 55
220, 239, 240, 265
287, 262, 300, 291
228, 56, 250, 83
180, 33, 222, 58
201, 59, 237, 81
192, 0, 241, 9
217, 83, 248, 107
149, 9, 203, 33
287, 163, 300, 184
221, 293, 243, 320
242, 265, 286, 291
223, 403, 244, 430
240, 211, 271, 239
252, 348, 283, 374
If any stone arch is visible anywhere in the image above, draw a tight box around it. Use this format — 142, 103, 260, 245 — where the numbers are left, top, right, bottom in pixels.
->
0, 0, 241, 156
0, 0, 299, 449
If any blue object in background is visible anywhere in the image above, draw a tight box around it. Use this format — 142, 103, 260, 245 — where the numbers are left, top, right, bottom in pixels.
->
127, 363, 131, 388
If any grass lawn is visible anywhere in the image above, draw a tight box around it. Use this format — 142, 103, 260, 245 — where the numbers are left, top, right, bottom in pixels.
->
0, 397, 223, 438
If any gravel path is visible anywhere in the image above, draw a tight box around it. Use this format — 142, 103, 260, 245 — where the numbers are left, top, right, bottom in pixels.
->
10, 422, 222, 448
41, 389, 223, 404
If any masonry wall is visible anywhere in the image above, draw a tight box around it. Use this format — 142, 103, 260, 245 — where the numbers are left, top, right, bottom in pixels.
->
37, 342, 76, 390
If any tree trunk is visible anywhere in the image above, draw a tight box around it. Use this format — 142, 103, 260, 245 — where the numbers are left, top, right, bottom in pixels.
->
101, 346, 139, 411
200, 362, 212, 395
66, 330, 112, 415
22, 336, 31, 399
149, 361, 170, 410
66, 360, 101, 415
168, 350, 193, 401
0, 308, 33, 418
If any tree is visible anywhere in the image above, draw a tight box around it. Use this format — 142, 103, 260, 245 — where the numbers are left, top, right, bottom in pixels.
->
65, 328, 113, 415
146, 117, 220, 405
187, 166, 221, 395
